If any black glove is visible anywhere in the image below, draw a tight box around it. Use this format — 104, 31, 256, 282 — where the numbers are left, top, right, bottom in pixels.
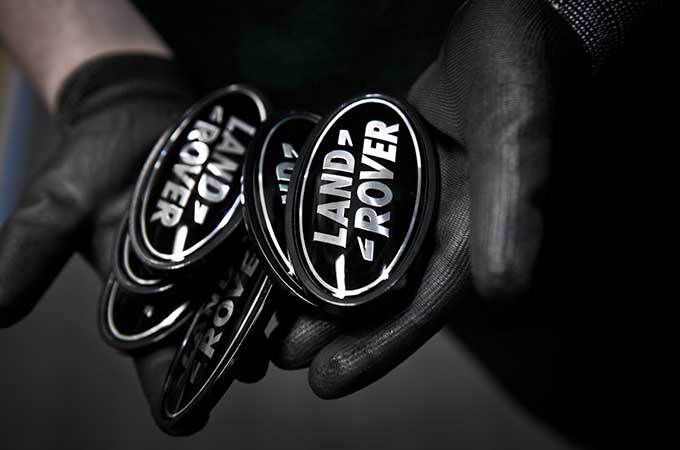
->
0, 53, 192, 322
268, 0, 593, 398
0, 53, 267, 433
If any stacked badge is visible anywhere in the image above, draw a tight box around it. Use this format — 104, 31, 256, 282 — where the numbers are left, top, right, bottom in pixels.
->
101, 84, 270, 351
284, 95, 438, 313
100, 87, 439, 434
241, 111, 321, 307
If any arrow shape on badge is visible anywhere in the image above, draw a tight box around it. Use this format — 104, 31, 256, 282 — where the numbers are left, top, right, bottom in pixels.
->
173, 225, 189, 255
334, 254, 347, 299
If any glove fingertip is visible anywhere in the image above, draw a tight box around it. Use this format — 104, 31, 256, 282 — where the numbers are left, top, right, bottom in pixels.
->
471, 254, 534, 303
268, 326, 314, 370
0, 288, 32, 328
0, 222, 74, 327
308, 352, 358, 400
269, 316, 344, 371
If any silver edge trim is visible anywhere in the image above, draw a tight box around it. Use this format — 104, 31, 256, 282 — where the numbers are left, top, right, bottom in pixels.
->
164, 276, 271, 418
123, 235, 162, 286
258, 115, 300, 273
106, 281, 189, 342
139, 86, 268, 262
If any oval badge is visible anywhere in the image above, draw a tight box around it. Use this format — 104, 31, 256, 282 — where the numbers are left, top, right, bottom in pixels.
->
242, 111, 319, 305
286, 94, 438, 311
113, 214, 175, 295
162, 245, 273, 429
129, 85, 270, 271
99, 276, 194, 352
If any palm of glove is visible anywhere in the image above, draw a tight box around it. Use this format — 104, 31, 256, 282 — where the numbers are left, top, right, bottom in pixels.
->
269, 0, 590, 399
0, 89, 188, 326
270, 124, 471, 400
272, 138, 470, 398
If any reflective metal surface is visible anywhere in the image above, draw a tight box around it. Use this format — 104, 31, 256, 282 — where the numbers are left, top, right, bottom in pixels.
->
162, 245, 273, 429
113, 214, 176, 296
98, 276, 194, 351
242, 111, 319, 305
129, 85, 270, 271
286, 95, 438, 311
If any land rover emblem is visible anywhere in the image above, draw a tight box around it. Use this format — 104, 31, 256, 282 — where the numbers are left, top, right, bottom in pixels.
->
162, 245, 273, 428
286, 94, 438, 311
129, 85, 270, 271
99, 276, 194, 352
242, 111, 319, 305
113, 214, 175, 296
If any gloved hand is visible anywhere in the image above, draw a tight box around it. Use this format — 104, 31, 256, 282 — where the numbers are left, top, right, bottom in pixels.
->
268, 0, 594, 399
0, 53, 267, 433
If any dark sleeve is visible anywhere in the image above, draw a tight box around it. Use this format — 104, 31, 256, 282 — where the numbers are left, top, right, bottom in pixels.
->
545, 0, 661, 70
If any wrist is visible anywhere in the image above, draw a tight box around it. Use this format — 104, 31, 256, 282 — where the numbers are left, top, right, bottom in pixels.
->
45, 45, 172, 113
55, 53, 191, 126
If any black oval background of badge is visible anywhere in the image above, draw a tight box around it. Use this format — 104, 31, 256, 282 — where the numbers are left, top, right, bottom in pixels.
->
129, 85, 270, 271
242, 111, 320, 306
161, 246, 273, 429
98, 276, 194, 352
113, 214, 175, 296
286, 94, 438, 312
